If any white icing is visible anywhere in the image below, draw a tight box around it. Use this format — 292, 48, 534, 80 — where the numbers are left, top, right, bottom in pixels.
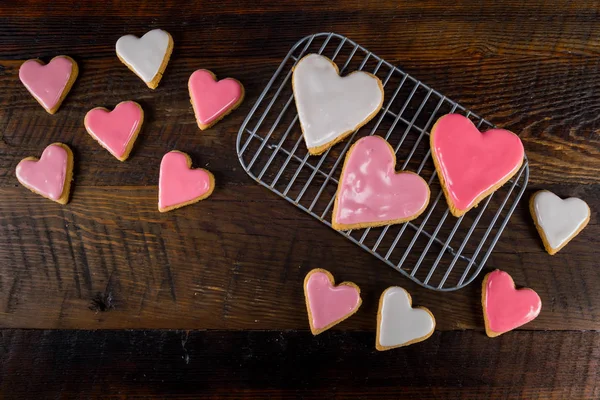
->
116, 29, 171, 83
292, 54, 383, 150
532, 191, 590, 250
378, 287, 435, 348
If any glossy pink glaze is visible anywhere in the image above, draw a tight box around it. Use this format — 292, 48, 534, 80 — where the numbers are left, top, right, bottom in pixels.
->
16, 144, 68, 200
484, 270, 541, 334
189, 69, 243, 125
19, 57, 74, 110
159, 151, 213, 210
432, 114, 524, 211
305, 271, 361, 330
334, 136, 429, 226
84, 101, 142, 159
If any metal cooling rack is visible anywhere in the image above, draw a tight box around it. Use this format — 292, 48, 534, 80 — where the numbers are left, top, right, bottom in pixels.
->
236, 33, 529, 291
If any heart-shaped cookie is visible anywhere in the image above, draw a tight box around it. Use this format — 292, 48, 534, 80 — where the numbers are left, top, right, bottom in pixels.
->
158, 151, 215, 212
376, 287, 435, 351
19, 56, 78, 114
16, 143, 74, 204
482, 270, 541, 337
332, 135, 430, 230
116, 29, 173, 89
292, 54, 384, 155
304, 269, 362, 335
431, 114, 524, 217
84, 101, 144, 161
189, 69, 245, 130
530, 190, 590, 255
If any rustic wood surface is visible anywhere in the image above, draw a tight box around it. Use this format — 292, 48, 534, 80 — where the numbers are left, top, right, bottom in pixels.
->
1, 330, 599, 399
0, 0, 599, 398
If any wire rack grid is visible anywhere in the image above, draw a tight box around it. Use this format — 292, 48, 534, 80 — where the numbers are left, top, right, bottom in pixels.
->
236, 32, 529, 291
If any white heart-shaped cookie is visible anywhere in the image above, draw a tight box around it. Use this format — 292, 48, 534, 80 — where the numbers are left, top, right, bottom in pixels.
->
292, 54, 384, 155
376, 287, 435, 351
530, 190, 590, 255
116, 29, 173, 89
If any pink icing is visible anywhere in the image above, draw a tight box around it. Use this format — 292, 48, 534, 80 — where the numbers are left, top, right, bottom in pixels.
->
305, 271, 361, 330
84, 101, 143, 159
16, 144, 68, 201
19, 57, 75, 110
159, 151, 213, 210
188, 69, 243, 125
431, 114, 524, 211
484, 270, 542, 334
334, 135, 430, 226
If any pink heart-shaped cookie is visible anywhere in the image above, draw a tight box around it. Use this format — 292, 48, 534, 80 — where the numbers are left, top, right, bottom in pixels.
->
431, 114, 524, 217
19, 56, 78, 114
16, 143, 74, 204
332, 135, 430, 230
482, 270, 542, 337
158, 151, 215, 212
304, 269, 362, 335
188, 69, 244, 130
84, 101, 144, 161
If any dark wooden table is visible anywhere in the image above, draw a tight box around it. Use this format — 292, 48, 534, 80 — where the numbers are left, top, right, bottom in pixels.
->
1, 1, 599, 398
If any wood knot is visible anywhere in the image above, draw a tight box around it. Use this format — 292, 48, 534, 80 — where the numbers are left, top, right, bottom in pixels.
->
89, 291, 115, 313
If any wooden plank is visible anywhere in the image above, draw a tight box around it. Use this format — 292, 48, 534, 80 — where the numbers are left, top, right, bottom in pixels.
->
1, 329, 599, 399
0, 184, 597, 330
1, 2, 599, 186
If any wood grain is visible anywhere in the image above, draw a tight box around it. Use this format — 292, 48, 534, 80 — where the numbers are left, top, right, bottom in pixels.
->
0, 0, 599, 333
2, 2, 600, 186
1, 329, 599, 399
0, 184, 597, 330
